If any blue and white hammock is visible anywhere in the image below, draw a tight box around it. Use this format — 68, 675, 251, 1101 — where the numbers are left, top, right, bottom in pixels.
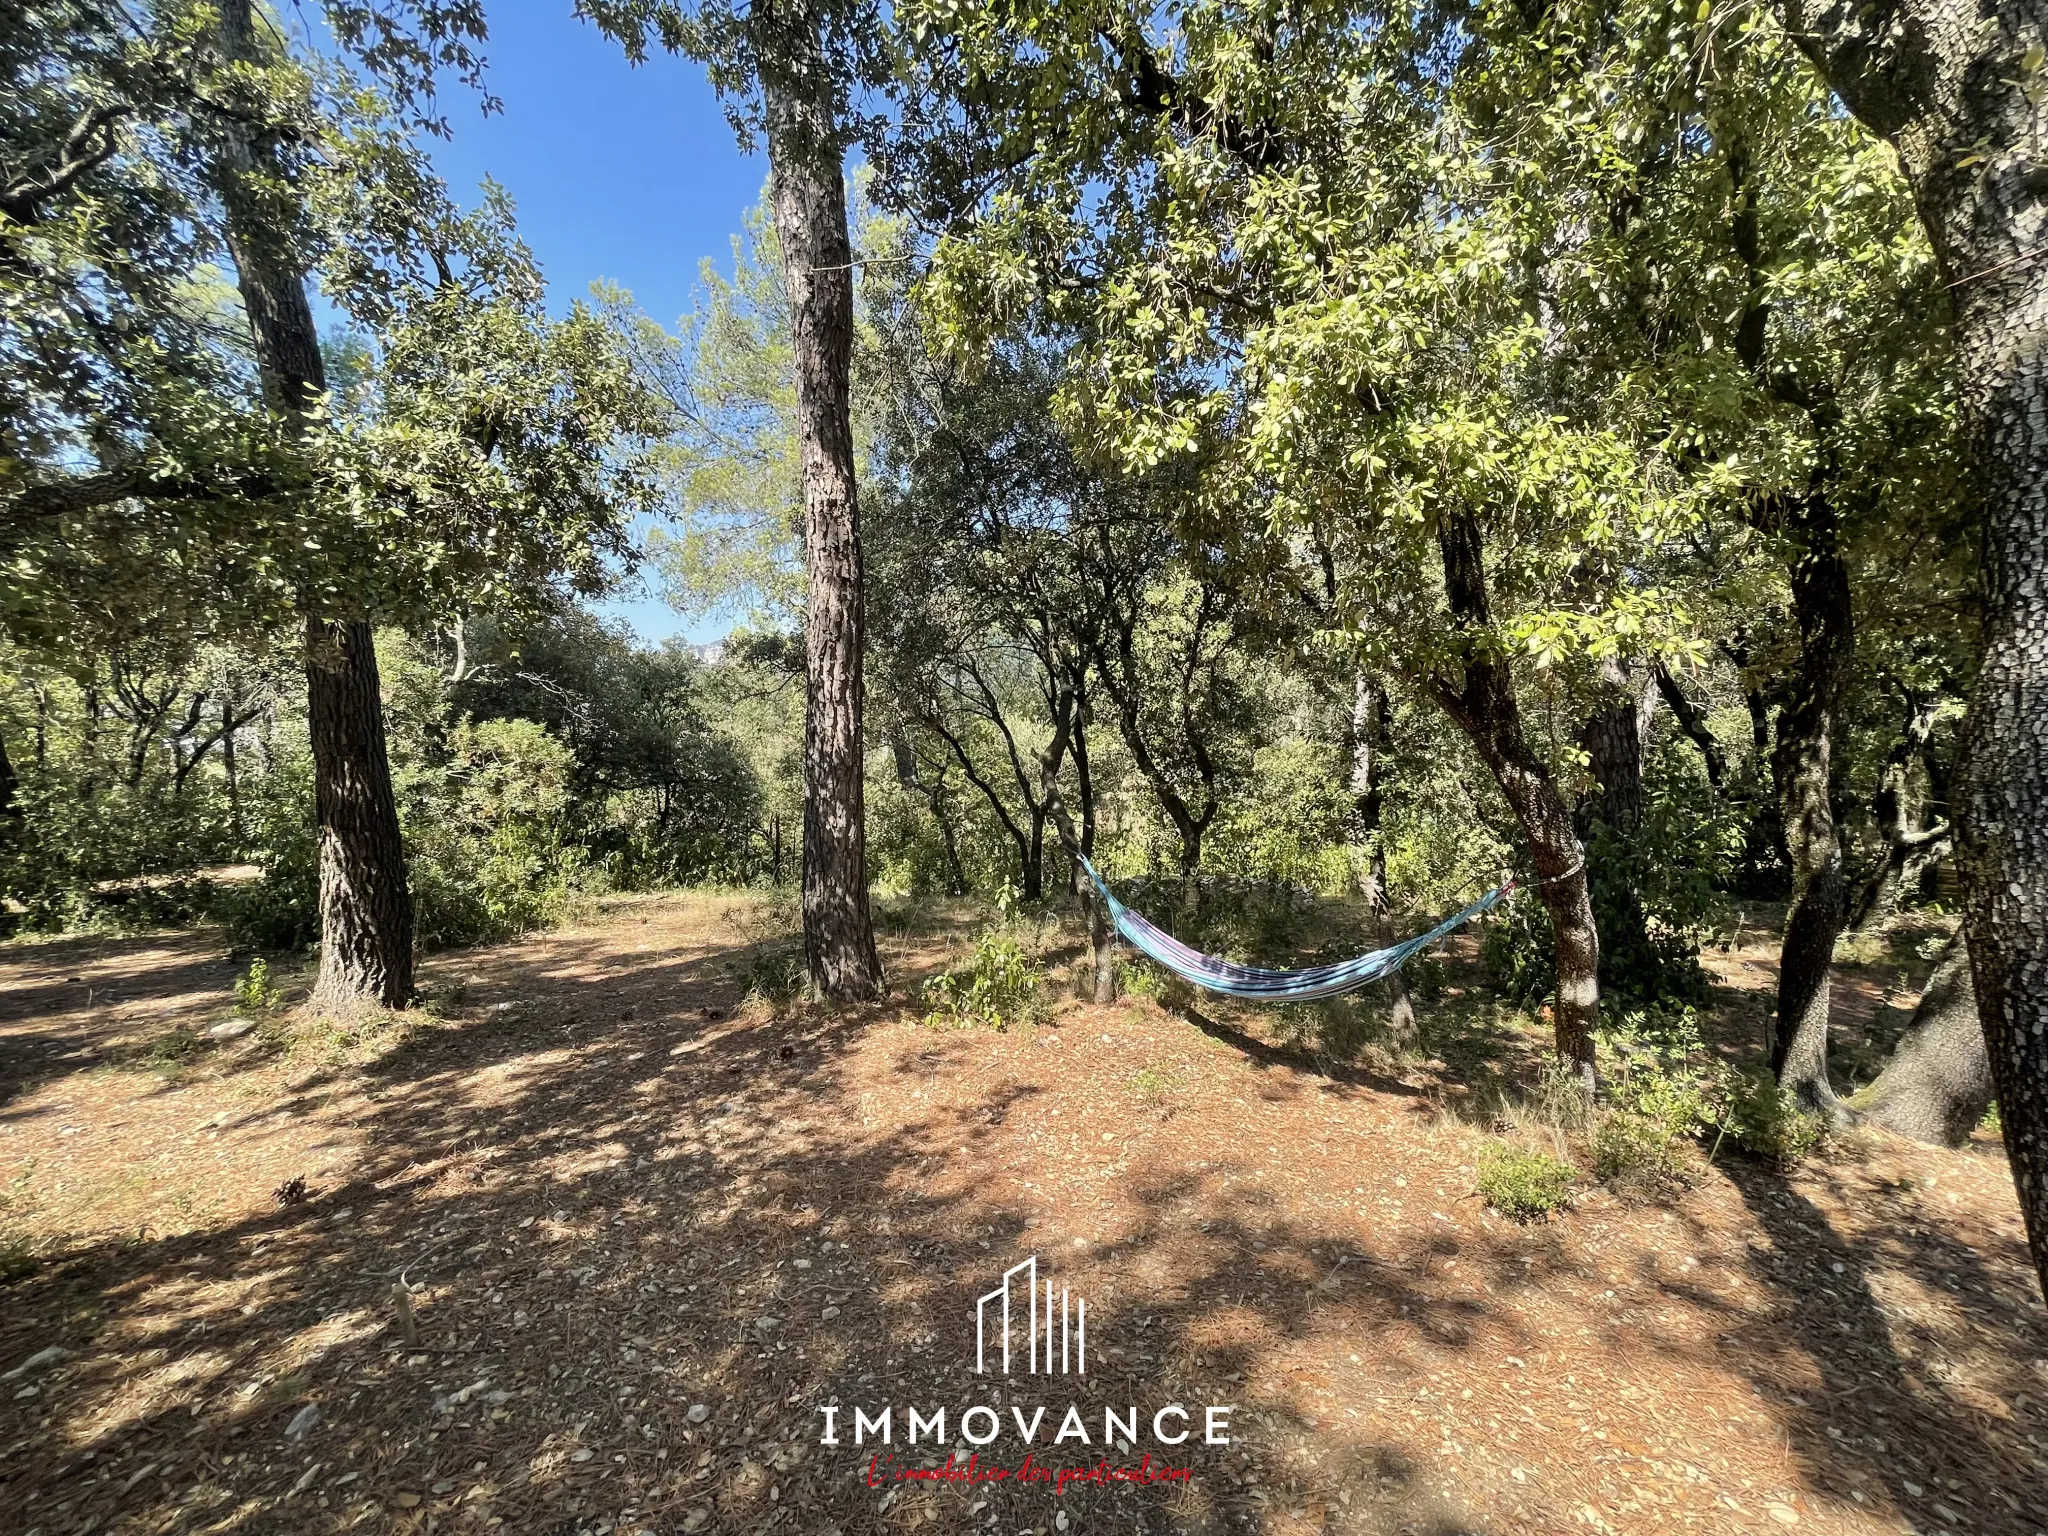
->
1076, 856, 1515, 1003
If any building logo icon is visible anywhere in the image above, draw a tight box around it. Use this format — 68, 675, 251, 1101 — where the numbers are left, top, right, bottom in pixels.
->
975, 1255, 1086, 1375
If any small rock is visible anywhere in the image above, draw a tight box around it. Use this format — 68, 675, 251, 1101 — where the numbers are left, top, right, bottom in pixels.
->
686, 1402, 711, 1424
284, 1404, 321, 1440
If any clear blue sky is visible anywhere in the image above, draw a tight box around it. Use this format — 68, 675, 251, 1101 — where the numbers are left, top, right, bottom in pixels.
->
419, 3, 766, 646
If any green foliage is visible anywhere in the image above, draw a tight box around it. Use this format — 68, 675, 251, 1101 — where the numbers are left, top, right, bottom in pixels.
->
1716, 1070, 1828, 1167
402, 716, 585, 950
924, 910, 1044, 1030
233, 958, 285, 1015
1477, 1144, 1578, 1221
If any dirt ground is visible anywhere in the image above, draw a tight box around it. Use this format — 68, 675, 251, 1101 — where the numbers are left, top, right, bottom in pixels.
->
0, 892, 2043, 1536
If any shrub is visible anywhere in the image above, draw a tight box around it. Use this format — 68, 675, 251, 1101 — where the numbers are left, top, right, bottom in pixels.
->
405, 717, 585, 950
1592, 1006, 1715, 1193
924, 928, 1044, 1030
1715, 1070, 1827, 1166
233, 958, 285, 1015
1477, 1144, 1578, 1220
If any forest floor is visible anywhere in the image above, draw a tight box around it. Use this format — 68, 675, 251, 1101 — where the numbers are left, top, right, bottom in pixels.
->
0, 891, 2043, 1536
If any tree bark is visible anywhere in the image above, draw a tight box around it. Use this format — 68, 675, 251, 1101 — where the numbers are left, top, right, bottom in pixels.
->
213, 0, 412, 1007
1430, 510, 1599, 1089
1781, 0, 2048, 1310
764, 64, 882, 1003
1856, 932, 1995, 1147
1767, 494, 1855, 1115
305, 617, 414, 1004
1070, 682, 1116, 1003
1349, 677, 1415, 1043
0, 723, 20, 826
1578, 658, 1652, 835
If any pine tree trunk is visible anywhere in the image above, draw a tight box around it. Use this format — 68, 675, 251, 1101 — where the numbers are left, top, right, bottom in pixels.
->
212, 0, 412, 1007
1349, 677, 1415, 1043
1431, 510, 1599, 1089
1856, 932, 1995, 1147
306, 616, 414, 1005
1768, 496, 1854, 1115
764, 68, 882, 1003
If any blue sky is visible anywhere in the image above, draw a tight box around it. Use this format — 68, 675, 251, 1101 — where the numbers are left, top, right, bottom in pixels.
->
416, 3, 767, 646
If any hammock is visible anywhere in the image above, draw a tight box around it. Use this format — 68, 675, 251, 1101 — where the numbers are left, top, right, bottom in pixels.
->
1076, 856, 1514, 1003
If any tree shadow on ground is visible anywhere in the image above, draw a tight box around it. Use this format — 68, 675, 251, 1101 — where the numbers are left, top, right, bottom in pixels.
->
2, 901, 2043, 1535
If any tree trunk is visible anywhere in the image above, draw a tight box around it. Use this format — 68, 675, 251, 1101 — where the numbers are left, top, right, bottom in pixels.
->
0, 724, 20, 827
223, 709, 244, 849
1578, 658, 1651, 835
1430, 510, 1598, 1089
1783, 0, 2048, 1310
1071, 684, 1116, 1003
1578, 658, 1662, 998
1767, 494, 1854, 1115
1024, 811, 1045, 902
764, 66, 882, 1003
1849, 692, 1947, 931
306, 617, 415, 1006
213, 0, 412, 1007
1349, 677, 1415, 1044
1856, 932, 1995, 1147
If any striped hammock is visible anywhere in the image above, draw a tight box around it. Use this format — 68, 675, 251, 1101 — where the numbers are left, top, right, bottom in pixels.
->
1077, 856, 1513, 1003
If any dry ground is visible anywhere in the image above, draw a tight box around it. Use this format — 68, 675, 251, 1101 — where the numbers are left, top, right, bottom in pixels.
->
0, 892, 2043, 1536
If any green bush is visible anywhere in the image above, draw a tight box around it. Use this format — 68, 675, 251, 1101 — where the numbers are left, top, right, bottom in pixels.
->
404, 717, 586, 949
1477, 1144, 1578, 1220
233, 957, 285, 1014
1715, 1070, 1827, 1166
1592, 1006, 1715, 1192
216, 757, 321, 951
924, 927, 1044, 1030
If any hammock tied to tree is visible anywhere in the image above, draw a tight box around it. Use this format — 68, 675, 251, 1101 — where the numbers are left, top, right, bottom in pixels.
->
1075, 855, 1522, 1004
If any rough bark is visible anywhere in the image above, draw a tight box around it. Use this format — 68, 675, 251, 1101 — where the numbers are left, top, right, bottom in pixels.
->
1348, 677, 1415, 1043
213, 0, 412, 1007
1856, 932, 1995, 1147
305, 618, 415, 1005
1430, 510, 1599, 1088
1781, 0, 2048, 1308
1767, 495, 1855, 1116
1578, 658, 1653, 836
764, 67, 882, 1002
